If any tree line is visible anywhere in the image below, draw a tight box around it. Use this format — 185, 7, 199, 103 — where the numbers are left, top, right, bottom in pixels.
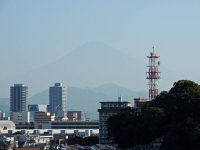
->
107, 80, 200, 150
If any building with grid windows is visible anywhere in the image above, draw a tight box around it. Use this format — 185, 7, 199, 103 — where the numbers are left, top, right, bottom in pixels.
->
49, 83, 67, 117
10, 84, 28, 121
98, 97, 132, 144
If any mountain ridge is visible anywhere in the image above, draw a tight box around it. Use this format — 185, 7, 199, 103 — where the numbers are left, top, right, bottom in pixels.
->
29, 83, 148, 119
0, 42, 146, 97
0, 42, 179, 99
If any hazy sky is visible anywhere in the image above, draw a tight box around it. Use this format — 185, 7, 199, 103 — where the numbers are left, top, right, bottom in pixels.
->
0, 0, 200, 91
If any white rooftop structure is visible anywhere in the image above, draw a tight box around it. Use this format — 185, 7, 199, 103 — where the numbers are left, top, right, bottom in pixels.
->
0, 120, 15, 130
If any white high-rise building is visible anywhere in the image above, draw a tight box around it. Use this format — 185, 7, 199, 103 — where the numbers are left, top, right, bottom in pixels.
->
49, 83, 67, 117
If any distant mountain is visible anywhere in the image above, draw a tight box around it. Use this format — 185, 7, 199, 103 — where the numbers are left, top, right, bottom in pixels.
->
29, 90, 49, 105
67, 86, 110, 120
0, 42, 146, 97
0, 83, 148, 119
0, 41, 178, 106
93, 83, 148, 99
29, 83, 148, 120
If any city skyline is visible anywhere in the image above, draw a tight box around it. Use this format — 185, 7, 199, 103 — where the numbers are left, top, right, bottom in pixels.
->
0, 1, 199, 148
0, 1, 200, 97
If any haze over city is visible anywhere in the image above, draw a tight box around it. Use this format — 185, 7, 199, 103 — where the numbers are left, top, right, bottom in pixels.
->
1, 1, 200, 149
0, 0, 200, 97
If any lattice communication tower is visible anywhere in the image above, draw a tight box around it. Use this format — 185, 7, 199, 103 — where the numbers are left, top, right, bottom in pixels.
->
146, 47, 160, 100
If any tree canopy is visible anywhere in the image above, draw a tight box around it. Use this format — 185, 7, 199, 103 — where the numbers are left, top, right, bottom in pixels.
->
67, 134, 99, 146
107, 80, 200, 149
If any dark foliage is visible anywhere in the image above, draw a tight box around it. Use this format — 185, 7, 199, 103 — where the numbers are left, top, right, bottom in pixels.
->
67, 134, 83, 145
82, 135, 99, 146
67, 134, 99, 146
107, 80, 200, 149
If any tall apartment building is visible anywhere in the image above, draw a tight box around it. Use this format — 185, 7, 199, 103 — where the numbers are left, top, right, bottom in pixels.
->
10, 84, 28, 120
98, 97, 132, 145
49, 83, 67, 117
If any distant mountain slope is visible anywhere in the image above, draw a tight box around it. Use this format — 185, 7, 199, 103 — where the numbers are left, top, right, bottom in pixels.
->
0, 83, 148, 119
29, 87, 109, 119
29, 90, 49, 105
67, 86, 110, 120
29, 83, 148, 119
93, 83, 148, 99
0, 42, 146, 97
0, 42, 179, 98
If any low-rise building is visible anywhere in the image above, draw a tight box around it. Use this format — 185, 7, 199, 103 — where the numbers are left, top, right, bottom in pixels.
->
34, 112, 55, 129
11, 112, 30, 124
134, 98, 149, 108
67, 111, 85, 121
98, 97, 132, 145
0, 120, 15, 130
51, 121, 99, 130
15, 122, 34, 129
28, 104, 47, 122
67, 112, 77, 121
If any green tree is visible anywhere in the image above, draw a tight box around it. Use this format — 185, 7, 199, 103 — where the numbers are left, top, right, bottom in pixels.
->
107, 107, 166, 148
107, 80, 200, 149
67, 134, 99, 146
83, 135, 99, 146
67, 134, 83, 145
141, 107, 166, 143
161, 117, 200, 150
158, 81, 200, 150
107, 108, 136, 148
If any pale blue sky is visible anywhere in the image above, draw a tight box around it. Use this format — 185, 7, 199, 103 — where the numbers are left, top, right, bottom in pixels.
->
0, 0, 200, 94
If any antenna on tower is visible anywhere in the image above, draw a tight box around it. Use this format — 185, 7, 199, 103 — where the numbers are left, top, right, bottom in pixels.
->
152, 46, 154, 54
146, 47, 161, 100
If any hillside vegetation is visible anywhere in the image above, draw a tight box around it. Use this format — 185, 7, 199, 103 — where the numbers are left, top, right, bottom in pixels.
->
107, 80, 200, 150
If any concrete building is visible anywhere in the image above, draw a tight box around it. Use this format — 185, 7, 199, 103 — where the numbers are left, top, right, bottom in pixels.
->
51, 121, 99, 130
34, 112, 55, 129
0, 128, 99, 149
67, 111, 86, 121
10, 84, 28, 121
49, 83, 67, 117
28, 104, 47, 122
15, 122, 34, 129
98, 97, 132, 145
67, 112, 77, 121
134, 98, 149, 108
12, 112, 30, 124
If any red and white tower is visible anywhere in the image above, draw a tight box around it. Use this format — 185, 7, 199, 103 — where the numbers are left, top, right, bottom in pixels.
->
146, 47, 160, 100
